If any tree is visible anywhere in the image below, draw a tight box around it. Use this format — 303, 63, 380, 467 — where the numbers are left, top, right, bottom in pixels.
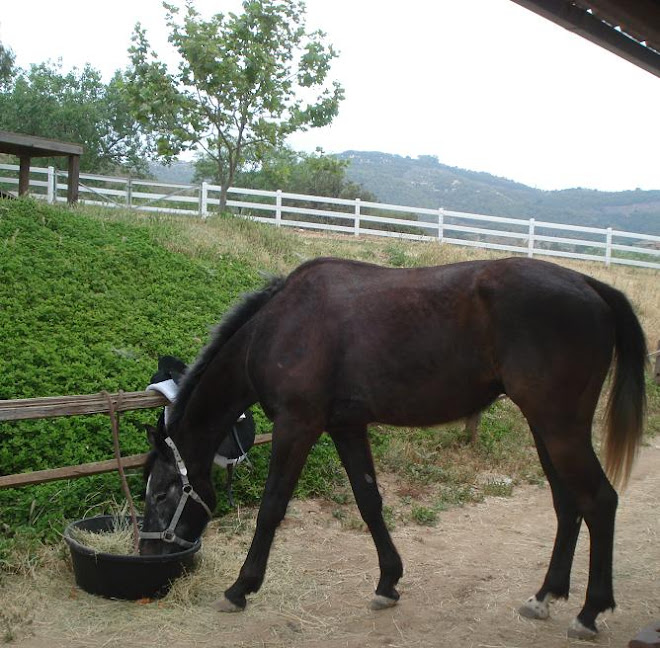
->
0, 61, 150, 174
197, 146, 377, 228
226, 147, 376, 201
0, 42, 15, 90
124, 0, 344, 211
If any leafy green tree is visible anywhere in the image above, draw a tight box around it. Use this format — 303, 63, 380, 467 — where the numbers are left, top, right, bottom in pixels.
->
124, 0, 344, 211
224, 147, 376, 201
0, 61, 150, 174
0, 42, 15, 90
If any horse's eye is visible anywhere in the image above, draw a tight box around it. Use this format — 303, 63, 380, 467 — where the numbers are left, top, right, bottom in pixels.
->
154, 492, 168, 504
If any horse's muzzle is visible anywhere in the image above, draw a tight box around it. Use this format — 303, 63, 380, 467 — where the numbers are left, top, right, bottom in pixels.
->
138, 538, 181, 556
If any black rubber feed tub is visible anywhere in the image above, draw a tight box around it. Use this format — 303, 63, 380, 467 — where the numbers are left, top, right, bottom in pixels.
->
64, 516, 201, 599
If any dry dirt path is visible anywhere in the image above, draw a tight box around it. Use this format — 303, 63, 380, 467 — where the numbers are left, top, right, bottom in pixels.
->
6, 445, 659, 648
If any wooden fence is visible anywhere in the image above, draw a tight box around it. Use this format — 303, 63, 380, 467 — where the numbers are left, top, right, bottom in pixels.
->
1, 163, 659, 270
3, 337, 658, 491
0, 390, 272, 490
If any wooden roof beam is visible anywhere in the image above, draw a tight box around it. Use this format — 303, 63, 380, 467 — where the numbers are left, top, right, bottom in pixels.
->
510, 0, 660, 79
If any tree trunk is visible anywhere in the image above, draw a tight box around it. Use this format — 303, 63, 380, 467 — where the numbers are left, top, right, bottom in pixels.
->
219, 184, 228, 213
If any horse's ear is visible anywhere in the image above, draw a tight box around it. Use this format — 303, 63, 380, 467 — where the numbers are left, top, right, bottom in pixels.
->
158, 355, 187, 384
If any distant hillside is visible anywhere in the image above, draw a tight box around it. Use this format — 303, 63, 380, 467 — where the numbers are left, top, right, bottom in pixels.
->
340, 152, 660, 236
149, 153, 660, 236
149, 160, 196, 185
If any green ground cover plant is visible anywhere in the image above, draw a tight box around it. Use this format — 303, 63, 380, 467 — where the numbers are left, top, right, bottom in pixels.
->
0, 200, 345, 557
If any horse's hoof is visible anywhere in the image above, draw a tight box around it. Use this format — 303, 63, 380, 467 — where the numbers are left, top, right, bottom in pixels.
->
518, 595, 550, 620
370, 595, 398, 610
567, 618, 597, 640
215, 596, 244, 613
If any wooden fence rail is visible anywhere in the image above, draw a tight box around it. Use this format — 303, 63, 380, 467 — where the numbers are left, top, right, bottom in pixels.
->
2, 339, 658, 491
0, 390, 272, 490
0, 390, 168, 422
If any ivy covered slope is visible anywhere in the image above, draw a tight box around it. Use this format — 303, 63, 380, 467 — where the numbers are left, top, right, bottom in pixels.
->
0, 199, 342, 544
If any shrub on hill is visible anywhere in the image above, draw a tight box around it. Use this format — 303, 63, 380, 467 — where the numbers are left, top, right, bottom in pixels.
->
0, 199, 343, 549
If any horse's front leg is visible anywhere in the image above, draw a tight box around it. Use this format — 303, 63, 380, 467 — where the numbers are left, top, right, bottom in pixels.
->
217, 417, 321, 612
329, 425, 403, 609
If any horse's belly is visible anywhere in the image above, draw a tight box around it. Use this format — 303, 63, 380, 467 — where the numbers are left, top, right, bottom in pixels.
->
329, 372, 501, 429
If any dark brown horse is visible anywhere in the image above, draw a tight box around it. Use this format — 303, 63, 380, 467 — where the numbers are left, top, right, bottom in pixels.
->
140, 256, 647, 639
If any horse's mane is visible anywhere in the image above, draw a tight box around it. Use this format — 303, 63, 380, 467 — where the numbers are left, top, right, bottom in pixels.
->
168, 275, 286, 432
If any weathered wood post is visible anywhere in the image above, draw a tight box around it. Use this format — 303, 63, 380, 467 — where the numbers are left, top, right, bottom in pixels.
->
464, 411, 482, 444
18, 156, 30, 196
654, 340, 660, 386
67, 154, 80, 204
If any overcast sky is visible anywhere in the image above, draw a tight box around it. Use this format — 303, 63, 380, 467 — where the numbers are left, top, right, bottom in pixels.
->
1, 0, 659, 192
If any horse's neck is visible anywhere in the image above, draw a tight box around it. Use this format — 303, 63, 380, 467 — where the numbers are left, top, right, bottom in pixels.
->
176, 335, 255, 471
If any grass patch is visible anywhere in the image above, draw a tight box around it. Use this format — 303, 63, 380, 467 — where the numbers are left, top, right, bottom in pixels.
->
482, 480, 514, 498
645, 377, 660, 440
410, 504, 438, 526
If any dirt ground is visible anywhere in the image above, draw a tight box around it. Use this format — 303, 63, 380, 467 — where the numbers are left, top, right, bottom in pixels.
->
4, 444, 659, 648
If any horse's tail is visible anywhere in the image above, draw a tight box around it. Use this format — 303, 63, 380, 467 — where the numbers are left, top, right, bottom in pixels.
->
587, 277, 647, 490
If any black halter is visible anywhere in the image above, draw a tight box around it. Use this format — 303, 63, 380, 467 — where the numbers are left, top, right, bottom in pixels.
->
140, 436, 213, 549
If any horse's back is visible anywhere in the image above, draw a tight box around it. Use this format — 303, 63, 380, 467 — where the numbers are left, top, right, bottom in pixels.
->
248, 257, 619, 427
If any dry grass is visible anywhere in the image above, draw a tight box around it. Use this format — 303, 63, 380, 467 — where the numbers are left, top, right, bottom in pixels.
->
0, 506, 356, 647
2, 450, 658, 648
93, 208, 660, 345
68, 521, 136, 556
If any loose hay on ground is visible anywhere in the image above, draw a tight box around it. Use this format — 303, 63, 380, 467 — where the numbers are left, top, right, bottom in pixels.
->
1, 451, 658, 648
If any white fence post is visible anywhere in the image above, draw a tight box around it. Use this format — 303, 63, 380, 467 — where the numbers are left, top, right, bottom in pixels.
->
354, 198, 361, 236
528, 218, 535, 258
126, 178, 133, 208
275, 190, 282, 226
438, 207, 445, 242
200, 182, 209, 219
47, 166, 55, 204
605, 227, 613, 266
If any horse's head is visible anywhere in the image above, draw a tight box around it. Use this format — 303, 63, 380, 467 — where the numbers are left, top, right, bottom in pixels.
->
139, 417, 215, 555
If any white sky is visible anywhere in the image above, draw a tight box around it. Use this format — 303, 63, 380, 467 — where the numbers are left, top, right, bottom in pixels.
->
1, 0, 659, 191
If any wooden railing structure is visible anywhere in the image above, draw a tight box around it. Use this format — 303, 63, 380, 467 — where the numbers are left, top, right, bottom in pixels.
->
0, 391, 272, 490
3, 339, 658, 492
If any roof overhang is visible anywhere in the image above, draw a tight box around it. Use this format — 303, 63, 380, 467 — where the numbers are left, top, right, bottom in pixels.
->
0, 131, 83, 203
0, 130, 84, 158
510, 0, 660, 78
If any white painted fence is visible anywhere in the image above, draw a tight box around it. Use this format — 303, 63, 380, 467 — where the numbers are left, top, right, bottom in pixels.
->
1, 162, 659, 270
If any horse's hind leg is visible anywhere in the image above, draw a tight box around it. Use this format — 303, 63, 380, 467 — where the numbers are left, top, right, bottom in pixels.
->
329, 426, 403, 609
218, 416, 321, 612
519, 429, 582, 620
523, 423, 617, 639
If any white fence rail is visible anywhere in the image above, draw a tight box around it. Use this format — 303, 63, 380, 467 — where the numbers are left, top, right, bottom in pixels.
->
1, 163, 659, 270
